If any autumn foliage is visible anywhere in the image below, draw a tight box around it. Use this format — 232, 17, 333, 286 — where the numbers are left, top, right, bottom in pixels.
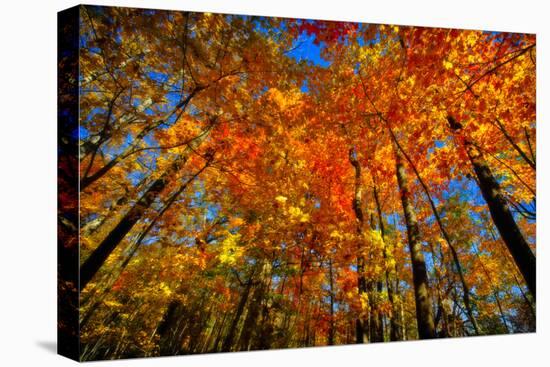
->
61, 5, 536, 361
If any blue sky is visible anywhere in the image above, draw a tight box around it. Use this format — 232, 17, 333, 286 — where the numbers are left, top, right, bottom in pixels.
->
286, 33, 331, 67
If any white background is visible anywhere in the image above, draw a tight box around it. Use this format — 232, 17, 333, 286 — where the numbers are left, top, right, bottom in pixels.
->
0, 0, 547, 365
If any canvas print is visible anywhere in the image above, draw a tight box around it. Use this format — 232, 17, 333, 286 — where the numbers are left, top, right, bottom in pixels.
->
58, 4, 536, 361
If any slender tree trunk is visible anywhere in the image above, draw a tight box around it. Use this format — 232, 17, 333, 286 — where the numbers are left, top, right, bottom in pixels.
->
493, 118, 536, 171
373, 184, 403, 341
400, 298, 407, 340
238, 261, 271, 351
254, 287, 274, 350
187, 299, 211, 354
428, 241, 451, 337
157, 293, 209, 356
348, 147, 369, 343
494, 292, 511, 333
238, 285, 264, 351
221, 270, 256, 352
211, 311, 229, 352
368, 214, 384, 343
388, 126, 481, 335
201, 313, 221, 353
156, 299, 187, 356
328, 257, 336, 345
394, 150, 436, 339
373, 280, 385, 342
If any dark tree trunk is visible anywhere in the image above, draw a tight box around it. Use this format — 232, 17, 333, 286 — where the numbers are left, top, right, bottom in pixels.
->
238, 261, 271, 351
238, 284, 265, 351
466, 141, 535, 299
368, 280, 384, 342
157, 299, 187, 356
486, 222, 536, 320
80, 162, 182, 289
187, 300, 211, 354
253, 298, 274, 350
448, 116, 536, 299
388, 126, 481, 334
156, 293, 210, 356
210, 312, 228, 352
349, 147, 369, 343
221, 272, 255, 352
395, 151, 436, 339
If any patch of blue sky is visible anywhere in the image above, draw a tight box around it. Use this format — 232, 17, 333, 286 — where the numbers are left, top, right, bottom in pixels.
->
114, 28, 122, 44
434, 140, 445, 149
82, 106, 107, 123
126, 170, 145, 186
424, 250, 435, 272
426, 140, 448, 161
79, 125, 90, 139
386, 212, 405, 233
442, 177, 486, 207
146, 70, 170, 84
286, 33, 331, 68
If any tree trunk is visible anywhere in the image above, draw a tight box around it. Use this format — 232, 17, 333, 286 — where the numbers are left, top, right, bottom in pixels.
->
328, 257, 336, 345
368, 214, 384, 343
240, 260, 272, 351
428, 241, 451, 337
493, 118, 535, 171
221, 270, 255, 352
388, 126, 481, 335
156, 299, 187, 356
471, 141, 536, 298
395, 151, 436, 339
448, 117, 536, 299
373, 184, 403, 341
485, 222, 536, 320
369, 280, 385, 342
348, 147, 369, 343
238, 284, 265, 351
210, 311, 229, 352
